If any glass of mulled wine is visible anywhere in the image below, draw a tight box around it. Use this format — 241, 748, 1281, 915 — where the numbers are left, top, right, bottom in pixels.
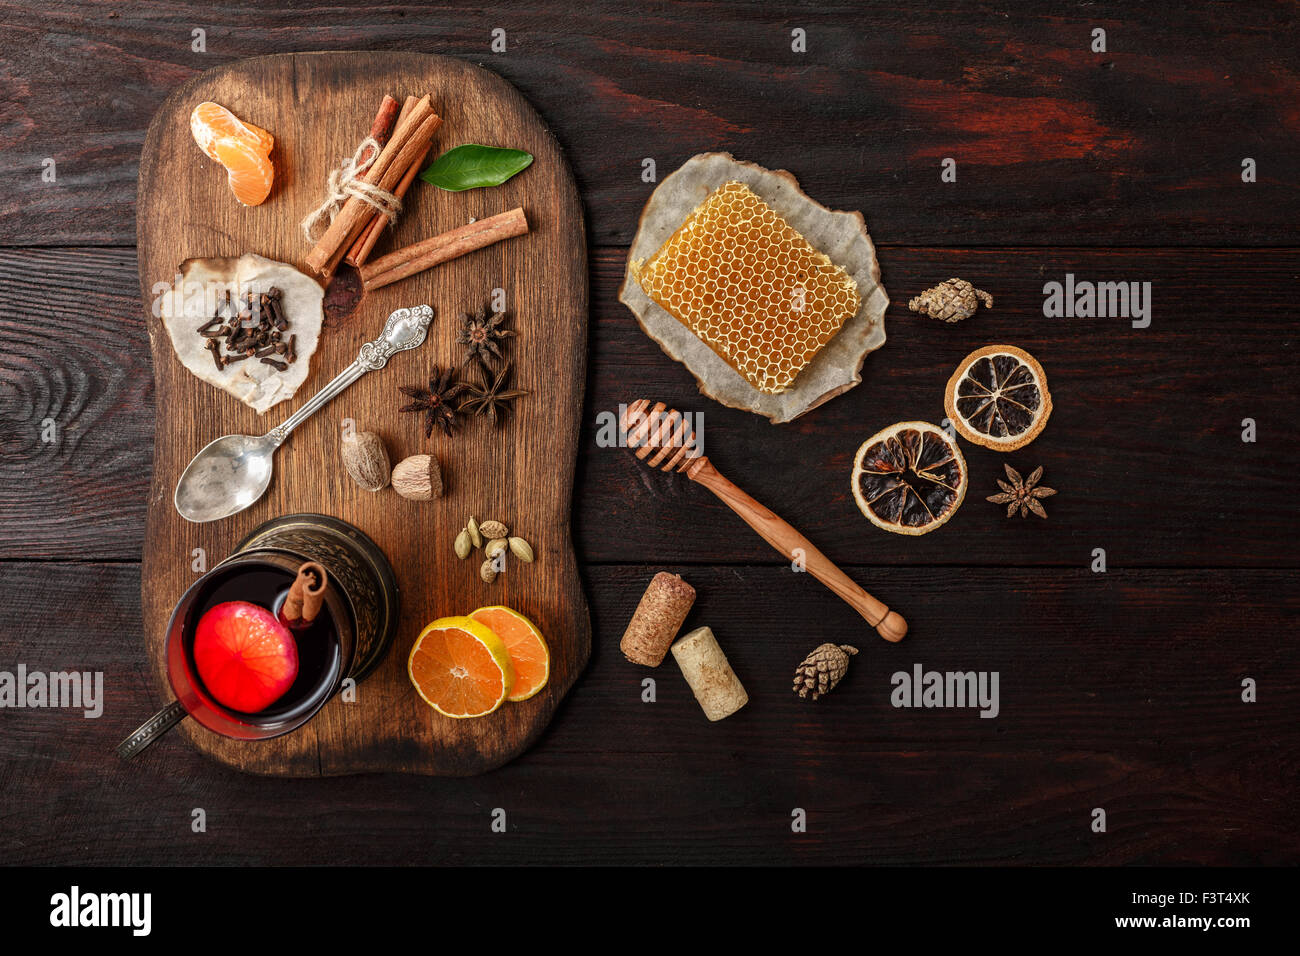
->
167, 552, 348, 738
117, 514, 399, 759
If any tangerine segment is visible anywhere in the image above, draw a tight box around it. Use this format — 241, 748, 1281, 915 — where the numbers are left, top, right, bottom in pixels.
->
408, 617, 514, 718
468, 606, 550, 702
190, 101, 274, 160
851, 421, 968, 536
632, 180, 860, 395
944, 345, 1052, 451
210, 135, 275, 207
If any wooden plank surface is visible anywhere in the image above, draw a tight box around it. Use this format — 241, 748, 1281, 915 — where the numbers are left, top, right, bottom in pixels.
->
135, 52, 589, 775
0, 0, 1296, 864
3, 247, 1296, 566
0, 562, 1293, 865
2, 2, 1298, 247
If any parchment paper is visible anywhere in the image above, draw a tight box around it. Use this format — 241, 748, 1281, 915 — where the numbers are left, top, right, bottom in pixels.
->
618, 152, 888, 424
159, 254, 324, 414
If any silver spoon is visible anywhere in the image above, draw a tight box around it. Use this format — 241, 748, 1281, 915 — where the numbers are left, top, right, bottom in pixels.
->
174, 305, 434, 523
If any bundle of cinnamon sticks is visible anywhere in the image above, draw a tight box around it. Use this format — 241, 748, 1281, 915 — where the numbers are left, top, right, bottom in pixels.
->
307, 93, 533, 292
305, 94, 442, 278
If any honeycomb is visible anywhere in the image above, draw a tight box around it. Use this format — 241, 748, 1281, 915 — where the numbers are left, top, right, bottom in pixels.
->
633, 180, 860, 394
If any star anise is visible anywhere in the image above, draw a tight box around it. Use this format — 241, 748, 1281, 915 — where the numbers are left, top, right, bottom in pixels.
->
398, 366, 468, 438
455, 305, 516, 372
986, 464, 1057, 518
458, 362, 528, 426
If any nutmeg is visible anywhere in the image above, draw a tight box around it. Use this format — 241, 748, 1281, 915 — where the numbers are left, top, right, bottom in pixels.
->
478, 520, 509, 540
392, 454, 443, 500
340, 431, 390, 492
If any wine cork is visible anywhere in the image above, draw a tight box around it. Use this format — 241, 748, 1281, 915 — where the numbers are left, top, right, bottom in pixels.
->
620, 572, 696, 666
670, 626, 748, 721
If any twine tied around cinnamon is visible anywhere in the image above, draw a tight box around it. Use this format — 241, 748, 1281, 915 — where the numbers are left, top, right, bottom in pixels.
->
300, 137, 403, 243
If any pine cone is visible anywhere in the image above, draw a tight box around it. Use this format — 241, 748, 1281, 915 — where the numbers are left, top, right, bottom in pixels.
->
792, 643, 859, 700
907, 278, 993, 323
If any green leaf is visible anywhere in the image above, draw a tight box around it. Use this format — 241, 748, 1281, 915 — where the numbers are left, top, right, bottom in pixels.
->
419, 144, 534, 191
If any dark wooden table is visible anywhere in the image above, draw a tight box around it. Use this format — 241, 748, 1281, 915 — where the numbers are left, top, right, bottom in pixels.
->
1, 2, 1296, 865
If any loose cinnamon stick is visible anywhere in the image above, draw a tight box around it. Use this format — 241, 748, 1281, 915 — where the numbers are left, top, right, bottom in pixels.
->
280, 561, 328, 630
359, 207, 530, 291
305, 95, 441, 276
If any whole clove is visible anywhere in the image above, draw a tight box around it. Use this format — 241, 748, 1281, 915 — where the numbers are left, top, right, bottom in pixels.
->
265, 296, 288, 331
205, 338, 224, 371
198, 287, 295, 373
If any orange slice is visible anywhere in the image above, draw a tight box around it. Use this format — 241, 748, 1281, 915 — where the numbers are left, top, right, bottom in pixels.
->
190, 101, 274, 159
408, 616, 514, 718
209, 135, 274, 207
468, 606, 550, 702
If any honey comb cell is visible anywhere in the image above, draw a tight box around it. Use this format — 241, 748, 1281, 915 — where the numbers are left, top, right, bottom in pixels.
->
632, 181, 861, 394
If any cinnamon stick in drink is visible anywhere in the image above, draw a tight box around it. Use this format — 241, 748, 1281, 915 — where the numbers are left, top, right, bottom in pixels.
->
358, 207, 530, 291
279, 562, 329, 631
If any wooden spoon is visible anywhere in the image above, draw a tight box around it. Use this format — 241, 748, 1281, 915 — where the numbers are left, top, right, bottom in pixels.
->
620, 400, 907, 642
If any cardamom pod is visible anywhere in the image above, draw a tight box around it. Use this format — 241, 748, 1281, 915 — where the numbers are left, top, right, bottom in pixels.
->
479, 557, 498, 583
479, 520, 509, 540
508, 537, 534, 562
454, 529, 472, 560
485, 537, 509, 559
467, 516, 483, 549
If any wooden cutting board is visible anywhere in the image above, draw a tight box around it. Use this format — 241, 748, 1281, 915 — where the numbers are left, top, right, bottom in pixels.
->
136, 52, 589, 776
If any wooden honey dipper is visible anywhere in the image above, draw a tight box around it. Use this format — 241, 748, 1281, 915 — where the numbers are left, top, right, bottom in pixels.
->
620, 400, 907, 642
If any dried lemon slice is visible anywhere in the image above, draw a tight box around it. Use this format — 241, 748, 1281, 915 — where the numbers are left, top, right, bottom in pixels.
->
851, 421, 968, 535
944, 345, 1052, 451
